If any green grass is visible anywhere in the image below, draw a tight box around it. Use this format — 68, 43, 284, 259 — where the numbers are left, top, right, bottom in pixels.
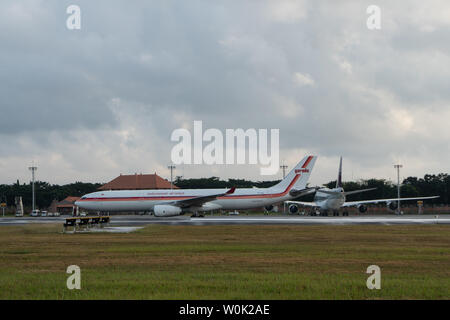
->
0, 224, 448, 299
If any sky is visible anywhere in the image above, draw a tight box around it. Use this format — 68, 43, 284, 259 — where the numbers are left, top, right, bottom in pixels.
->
0, 0, 449, 187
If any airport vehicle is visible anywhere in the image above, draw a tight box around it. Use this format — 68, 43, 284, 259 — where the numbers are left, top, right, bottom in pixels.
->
76, 155, 317, 217
41, 211, 48, 217
30, 209, 40, 217
286, 157, 439, 216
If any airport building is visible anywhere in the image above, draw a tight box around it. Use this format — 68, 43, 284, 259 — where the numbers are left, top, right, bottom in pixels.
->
48, 196, 80, 215
98, 173, 178, 190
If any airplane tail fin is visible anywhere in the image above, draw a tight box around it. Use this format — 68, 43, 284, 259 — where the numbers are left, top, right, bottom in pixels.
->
271, 155, 317, 191
336, 156, 342, 188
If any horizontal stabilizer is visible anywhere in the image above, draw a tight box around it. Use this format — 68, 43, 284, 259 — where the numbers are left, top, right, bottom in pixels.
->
289, 186, 320, 197
317, 187, 376, 196
343, 188, 377, 196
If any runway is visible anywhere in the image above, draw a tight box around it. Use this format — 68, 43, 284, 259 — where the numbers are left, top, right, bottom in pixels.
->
1, 214, 450, 226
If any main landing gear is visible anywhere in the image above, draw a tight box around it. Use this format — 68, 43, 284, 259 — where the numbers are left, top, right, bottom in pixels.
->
331, 211, 349, 216
191, 211, 205, 218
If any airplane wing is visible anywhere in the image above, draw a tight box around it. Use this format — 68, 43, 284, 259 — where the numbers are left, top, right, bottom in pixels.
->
342, 196, 439, 207
167, 187, 236, 209
284, 200, 319, 208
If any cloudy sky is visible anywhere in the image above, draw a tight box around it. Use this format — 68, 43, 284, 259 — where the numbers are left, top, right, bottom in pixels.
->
1, 0, 449, 187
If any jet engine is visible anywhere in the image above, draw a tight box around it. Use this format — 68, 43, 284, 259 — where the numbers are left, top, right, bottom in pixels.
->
357, 204, 368, 213
154, 205, 182, 217
387, 201, 398, 211
289, 204, 299, 214
265, 205, 274, 212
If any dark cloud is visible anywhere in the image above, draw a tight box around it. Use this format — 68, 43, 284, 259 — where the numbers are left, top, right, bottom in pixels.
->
0, 0, 449, 184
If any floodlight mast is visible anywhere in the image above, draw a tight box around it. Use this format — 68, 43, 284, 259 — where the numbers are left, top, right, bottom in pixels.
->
394, 164, 403, 215
280, 162, 288, 179
168, 165, 176, 190
28, 164, 38, 212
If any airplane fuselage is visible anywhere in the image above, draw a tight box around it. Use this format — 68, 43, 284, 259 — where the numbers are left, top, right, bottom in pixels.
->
77, 185, 296, 212
314, 187, 346, 211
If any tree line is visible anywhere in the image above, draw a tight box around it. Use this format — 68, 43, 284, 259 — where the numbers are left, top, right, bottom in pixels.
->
0, 173, 448, 209
0, 181, 102, 209
324, 173, 449, 204
175, 174, 448, 204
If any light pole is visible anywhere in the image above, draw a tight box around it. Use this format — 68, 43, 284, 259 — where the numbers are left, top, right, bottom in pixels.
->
280, 162, 288, 179
168, 165, 176, 190
394, 164, 403, 215
280, 162, 288, 214
28, 164, 38, 212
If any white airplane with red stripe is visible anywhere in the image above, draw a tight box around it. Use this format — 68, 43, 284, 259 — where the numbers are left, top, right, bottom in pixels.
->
75, 155, 317, 217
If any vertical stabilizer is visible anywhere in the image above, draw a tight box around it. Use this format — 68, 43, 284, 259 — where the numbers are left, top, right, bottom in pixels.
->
271, 155, 317, 191
336, 156, 342, 188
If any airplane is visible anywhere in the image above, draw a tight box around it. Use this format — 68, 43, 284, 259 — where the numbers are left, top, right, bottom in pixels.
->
75, 155, 318, 217
285, 157, 439, 216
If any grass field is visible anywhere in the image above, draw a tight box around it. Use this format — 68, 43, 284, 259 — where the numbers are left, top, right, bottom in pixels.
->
0, 223, 449, 299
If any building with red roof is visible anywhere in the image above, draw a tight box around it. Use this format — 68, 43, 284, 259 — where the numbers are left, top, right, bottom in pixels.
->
98, 173, 177, 190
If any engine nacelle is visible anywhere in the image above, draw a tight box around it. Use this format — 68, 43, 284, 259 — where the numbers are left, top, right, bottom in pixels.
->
358, 204, 368, 213
154, 205, 182, 217
289, 204, 299, 214
387, 201, 398, 211
265, 205, 274, 212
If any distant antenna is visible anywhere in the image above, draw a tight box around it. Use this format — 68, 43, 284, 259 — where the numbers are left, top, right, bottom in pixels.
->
336, 156, 343, 188
28, 163, 38, 211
